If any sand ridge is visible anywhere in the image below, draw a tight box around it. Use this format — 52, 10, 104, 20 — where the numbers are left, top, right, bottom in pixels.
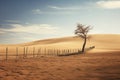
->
0, 34, 120, 53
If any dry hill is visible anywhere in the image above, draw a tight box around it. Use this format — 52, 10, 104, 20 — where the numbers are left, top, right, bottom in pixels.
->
0, 34, 120, 54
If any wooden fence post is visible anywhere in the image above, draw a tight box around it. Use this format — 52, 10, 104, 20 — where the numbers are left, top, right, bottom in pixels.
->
6, 47, 8, 61
51, 49, 53, 56
53, 49, 55, 56
47, 49, 49, 55
26, 47, 28, 58
56, 49, 57, 55
23, 47, 25, 58
33, 47, 35, 58
62, 49, 64, 54
48, 49, 49, 55
62, 49, 65, 55
57, 49, 59, 55
44, 48, 46, 55
67, 49, 69, 53
50, 49, 52, 56
49, 49, 51, 55
16, 47, 18, 60
58, 49, 60, 55
37, 48, 40, 57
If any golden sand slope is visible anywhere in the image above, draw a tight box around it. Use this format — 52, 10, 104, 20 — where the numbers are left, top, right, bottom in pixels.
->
0, 34, 120, 54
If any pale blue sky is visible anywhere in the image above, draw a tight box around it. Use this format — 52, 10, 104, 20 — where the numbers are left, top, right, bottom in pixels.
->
0, 0, 120, 44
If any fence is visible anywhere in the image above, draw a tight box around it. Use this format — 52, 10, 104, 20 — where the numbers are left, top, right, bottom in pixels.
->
0, 47, 81, 61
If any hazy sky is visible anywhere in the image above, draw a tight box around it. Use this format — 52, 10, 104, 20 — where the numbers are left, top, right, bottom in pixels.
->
0, 0, 120, 44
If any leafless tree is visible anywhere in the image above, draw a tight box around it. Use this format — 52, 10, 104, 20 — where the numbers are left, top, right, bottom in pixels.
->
75, 23, 91, 53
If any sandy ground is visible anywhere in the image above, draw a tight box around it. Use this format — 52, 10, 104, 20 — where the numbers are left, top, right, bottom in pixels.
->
0, 34, 120, 80
0, 52, 120, 80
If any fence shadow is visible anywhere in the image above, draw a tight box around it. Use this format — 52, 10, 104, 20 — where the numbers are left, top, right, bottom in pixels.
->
57, 46, 95, 56
57, 52, 80, 56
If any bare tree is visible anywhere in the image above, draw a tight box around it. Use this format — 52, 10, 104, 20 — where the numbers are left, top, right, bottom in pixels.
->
75, 23, 91, 53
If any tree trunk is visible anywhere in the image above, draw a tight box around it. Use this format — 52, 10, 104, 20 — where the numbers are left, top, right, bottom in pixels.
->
81, 37, 87, 53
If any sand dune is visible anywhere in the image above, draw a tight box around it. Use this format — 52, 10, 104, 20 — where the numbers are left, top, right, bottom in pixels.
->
0, 34, 120, 80
0, 34, 120, 52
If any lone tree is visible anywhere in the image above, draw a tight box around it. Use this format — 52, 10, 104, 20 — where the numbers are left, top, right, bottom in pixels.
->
75, 23, 91, 53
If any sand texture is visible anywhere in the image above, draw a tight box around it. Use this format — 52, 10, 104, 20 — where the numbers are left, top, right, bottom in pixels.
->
0, 34, 120, 80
